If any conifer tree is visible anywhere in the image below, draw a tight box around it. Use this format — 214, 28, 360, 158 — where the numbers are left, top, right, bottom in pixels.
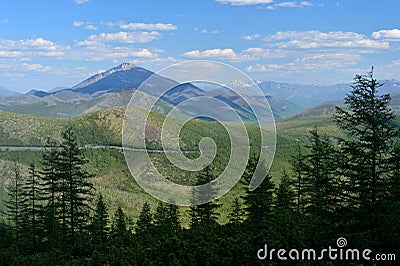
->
335, 68, 398, 206
136, 201, 153, 234
241, 156, 275, 230
90, 193, 109, 243
57, 127, 94, 243
189, 166, 220, 228
228, 197, 245, 225
334, 68, 400, 247
274, 172, 295, 216
302, 129, 338, 216
112, 206, 130, 238
39, 138, 61, 247
3, 163, 26, 245
21, 163, 41, 248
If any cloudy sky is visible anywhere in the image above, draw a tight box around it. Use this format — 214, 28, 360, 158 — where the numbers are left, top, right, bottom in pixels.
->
0, 0, 399, 92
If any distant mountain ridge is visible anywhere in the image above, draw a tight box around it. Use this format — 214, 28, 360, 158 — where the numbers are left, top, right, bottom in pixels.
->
0, 63, 302, 120
0, 86, 21, 97
225, 80, 400, 108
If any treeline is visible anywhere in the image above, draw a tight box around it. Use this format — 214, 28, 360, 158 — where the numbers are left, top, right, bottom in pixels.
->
0, 70, 399, 265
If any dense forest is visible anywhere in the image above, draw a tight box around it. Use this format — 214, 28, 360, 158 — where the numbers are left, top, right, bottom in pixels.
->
0, 70, 399, 265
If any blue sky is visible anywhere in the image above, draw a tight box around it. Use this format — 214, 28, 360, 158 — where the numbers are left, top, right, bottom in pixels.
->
0, 0, 399, 92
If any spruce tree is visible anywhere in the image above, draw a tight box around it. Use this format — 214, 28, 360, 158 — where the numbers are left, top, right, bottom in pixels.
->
274, 172, 295, 216
335, 68, 398, 206
57, 127, 94, 243
90, 193, 109, 243
136, 201, 153, 234
39, 138, 61, 247
3, 163, 26, 245
21, 163, 41, 248
302, 129, 338, 216
189, 166, 220, 228
227, 197, 245, 225
241, 156, 275, 230
334, 68, 399, 248
112, 206, 129, 238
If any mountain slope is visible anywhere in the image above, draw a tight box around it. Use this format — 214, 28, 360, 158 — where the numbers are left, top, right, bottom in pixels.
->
0, 86, 20, 97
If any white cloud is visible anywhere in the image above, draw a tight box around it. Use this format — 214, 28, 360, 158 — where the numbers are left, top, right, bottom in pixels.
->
77, 31, 161, 46
242, 34, 261, 40
274, 1, 312, 8
119, 22, 177, 31
246, 52, 363, 75
73, 21, 97, 30
0, 51, 22, 57
182, 47, 288, 61
216, 0, 273, 6
73, 21, 84, 27
372, 29, 400, 40
0, 18, 9, 24
264, 30, 390, 49
24, 38, 58, 50
182, 48, 241, 60
74, 0, 89, 4
21, 63, 52, 72
243, 47, 287, 59
85, 25, 98, 30
246, 64, 267, 72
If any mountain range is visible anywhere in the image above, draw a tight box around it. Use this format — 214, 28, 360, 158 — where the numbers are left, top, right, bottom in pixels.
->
1, 63, 399, 120
0, 63, 302, 121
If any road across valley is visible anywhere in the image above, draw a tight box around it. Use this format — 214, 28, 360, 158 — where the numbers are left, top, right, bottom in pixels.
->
0, 145, 196, 153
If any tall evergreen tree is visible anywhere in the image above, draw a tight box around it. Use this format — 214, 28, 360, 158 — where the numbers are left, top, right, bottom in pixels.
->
227, 197, 245, 225
241, 156, 275, 230
112, 206, 130, 238
136, 201, 153, 234
166, 202, 181, 234
189, 166, 220, 228
290, 144, 306, 215
3, 163, 26, 245
90, 193, 109, 243
39, 138, 61, 247
302, 129, 338, 216
335, 68, 398, 206
57, 127, 94, 243
334, 68, 400, 248
274, 172, 295, 216
21, 163, 41, 248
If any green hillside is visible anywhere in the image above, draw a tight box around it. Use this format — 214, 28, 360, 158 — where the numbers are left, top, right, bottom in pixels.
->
0, 105, 342, 223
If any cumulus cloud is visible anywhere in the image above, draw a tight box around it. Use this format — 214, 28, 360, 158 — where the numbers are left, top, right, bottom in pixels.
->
0, 18, 9, 24
246, 64, 267, 72
372, 29, 400, 40
77, 31, 162, 46
182, 48, 240, 60
21, 63, 52, 72
242, 34, 261, 40
246, 52, 363, 75
24, 38, 58, 50
264, 30, 390, 49
0, 51, 22, 57
182, 47, 288, 61
119, 22, 177, 31
216, 0, 273, 5
73, 21, 98, 30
